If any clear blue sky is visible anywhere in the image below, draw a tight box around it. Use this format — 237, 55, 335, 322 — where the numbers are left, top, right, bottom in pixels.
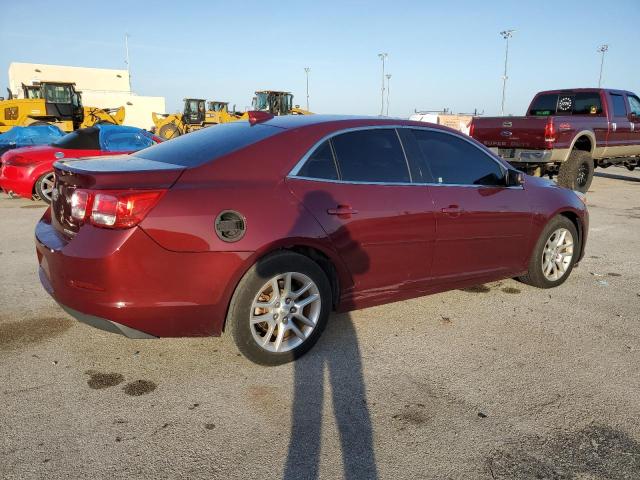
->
1, 0, 638, 117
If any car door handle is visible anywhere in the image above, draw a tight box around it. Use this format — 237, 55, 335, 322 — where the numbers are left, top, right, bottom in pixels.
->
327, 205, 359, 216
441, 205, 463, 217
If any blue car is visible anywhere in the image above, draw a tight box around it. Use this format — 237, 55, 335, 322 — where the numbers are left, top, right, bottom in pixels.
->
0, 125, 65, 157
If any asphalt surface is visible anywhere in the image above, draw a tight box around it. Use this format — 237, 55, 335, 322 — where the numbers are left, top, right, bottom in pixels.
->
1, 168, 639, 480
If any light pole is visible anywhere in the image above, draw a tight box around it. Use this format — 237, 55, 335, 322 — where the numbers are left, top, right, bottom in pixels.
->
500, 30, 515, 116
597, 44, 608, 87
304, 67, 310, 111
124, 33, 132, 92
378, 52, 388, 115
385, 74, 392, 116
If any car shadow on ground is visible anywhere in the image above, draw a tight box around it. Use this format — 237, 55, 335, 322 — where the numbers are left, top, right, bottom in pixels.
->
283, 190, 378, 480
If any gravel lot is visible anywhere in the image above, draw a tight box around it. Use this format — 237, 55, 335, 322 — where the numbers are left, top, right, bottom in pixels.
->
1, 169, 639, 480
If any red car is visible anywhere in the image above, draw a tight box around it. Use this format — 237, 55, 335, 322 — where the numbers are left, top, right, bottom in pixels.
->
35, 114, 588, 365
1, 124, 161, 203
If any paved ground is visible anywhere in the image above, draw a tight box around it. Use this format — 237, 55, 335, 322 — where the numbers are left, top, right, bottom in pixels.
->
1, 168, 639, 480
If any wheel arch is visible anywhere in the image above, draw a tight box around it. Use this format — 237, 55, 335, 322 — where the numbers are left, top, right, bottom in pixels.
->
220, 239, 350, 333
556, 209, 586, 262
568, 131, 596, 156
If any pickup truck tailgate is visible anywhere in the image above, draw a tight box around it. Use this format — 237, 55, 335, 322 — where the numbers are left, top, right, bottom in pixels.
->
472, 116, 550, 149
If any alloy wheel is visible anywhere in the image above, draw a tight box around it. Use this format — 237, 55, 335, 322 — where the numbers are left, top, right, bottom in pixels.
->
250, 272, 321, 353
541, 227, 574, 281
39, 173, 56, 202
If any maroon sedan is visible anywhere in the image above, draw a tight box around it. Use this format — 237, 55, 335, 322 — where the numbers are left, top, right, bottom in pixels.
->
36, 114, 588, 365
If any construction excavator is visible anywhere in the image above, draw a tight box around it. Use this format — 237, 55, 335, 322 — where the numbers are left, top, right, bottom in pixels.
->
0, 81, 125, 134
152, 91, 312, 140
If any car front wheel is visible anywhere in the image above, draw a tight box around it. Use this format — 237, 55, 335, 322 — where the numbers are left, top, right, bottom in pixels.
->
226, 251, 332, 365
518, 215, 579, 288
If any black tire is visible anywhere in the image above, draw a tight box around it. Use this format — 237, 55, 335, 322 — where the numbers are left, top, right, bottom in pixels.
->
158, 123, 181, 140
557, 150, 594, 193
517, 215, 579, 289
226, 251, 332, 365
34, 171, 56, 204
29, 121, 52, 127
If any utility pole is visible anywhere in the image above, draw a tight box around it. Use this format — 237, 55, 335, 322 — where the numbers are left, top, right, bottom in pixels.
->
385, 74, 392, 116
500, 30, 514, 116
597, 44, 608, 87
304, 67, 310, 111
378, 52, 388, 116
125, 33, 132, 92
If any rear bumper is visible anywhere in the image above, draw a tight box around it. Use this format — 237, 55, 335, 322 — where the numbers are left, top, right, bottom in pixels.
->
489, 148, 570, 164
35, 213, 251, 337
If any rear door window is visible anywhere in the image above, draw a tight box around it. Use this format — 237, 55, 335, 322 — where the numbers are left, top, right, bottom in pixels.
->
410, 129, 505, 186
331, 129, 410, 183
297, 141, 339, 180
610, 94, 627, 117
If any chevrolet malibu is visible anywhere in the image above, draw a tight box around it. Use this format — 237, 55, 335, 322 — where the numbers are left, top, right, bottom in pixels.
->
36, 114, 588, 365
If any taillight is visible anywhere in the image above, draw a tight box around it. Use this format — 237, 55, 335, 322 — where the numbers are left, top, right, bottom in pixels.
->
3, 155, 36, 167
469, 120, 475, 137
544, 119, 556, 143
70, 190, 89, 220
70, 189, 165, 229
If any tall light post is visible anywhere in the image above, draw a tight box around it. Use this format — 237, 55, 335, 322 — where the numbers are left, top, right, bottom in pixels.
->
500, 30, 515, 116
304, 67, 310, 111
597, 44, 608, 87
378, 52, 388, 115
124, 33, 132, 91
385, 74, 392, 116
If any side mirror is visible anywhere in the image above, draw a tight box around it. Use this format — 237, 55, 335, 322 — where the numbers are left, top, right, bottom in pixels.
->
506, 169, 524, 187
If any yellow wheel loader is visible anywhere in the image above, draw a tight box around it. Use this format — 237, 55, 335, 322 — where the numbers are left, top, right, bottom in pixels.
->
0, 82, 125, 133
250, 90, 312, 116
152, 98, 241, 140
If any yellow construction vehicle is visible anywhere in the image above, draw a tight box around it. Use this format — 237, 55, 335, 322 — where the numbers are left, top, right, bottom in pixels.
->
251, 90, 312, 116
0, 82, 125, 133
152, 98, 241, 140
151, 91, 312, 140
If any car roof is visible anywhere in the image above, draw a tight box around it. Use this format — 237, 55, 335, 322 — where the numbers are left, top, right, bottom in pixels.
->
258, 114, 430, 130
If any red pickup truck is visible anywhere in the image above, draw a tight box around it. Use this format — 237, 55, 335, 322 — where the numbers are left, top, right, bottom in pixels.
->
470, 88, 640, 192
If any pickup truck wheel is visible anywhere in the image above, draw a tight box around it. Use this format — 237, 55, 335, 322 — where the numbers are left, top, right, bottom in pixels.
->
517, 215, 578, 289
557, 150, 594, 193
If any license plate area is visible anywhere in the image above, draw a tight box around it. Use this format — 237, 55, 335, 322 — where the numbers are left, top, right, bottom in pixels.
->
498, 148, 516, 159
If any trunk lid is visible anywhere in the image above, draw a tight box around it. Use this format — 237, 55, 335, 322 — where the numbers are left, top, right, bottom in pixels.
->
471, 116, 551, 150
51, 155, 185, 237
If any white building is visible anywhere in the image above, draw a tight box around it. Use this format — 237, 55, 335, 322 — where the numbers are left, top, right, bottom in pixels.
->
8, 62, 165, 130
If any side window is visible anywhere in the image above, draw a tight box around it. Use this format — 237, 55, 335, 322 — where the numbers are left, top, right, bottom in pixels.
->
573, 92, 603, 115
610, 94, 627, 117
627, 95, 640, 116
331, 129, 410, 183
411, 129, 505, 186
297, 141, 339, 180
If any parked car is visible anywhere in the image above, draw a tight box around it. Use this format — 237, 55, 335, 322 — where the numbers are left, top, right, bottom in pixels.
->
469, 88, 640, 192
0, 124, 161, 203
0, 124, 65, 157
35, 114, 588, 365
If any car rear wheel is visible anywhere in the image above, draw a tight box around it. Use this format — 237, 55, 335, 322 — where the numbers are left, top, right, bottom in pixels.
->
226, 251, 332, 365
557, 150, 594, 193
517, 215, 579, 288
35, 172, 56, 204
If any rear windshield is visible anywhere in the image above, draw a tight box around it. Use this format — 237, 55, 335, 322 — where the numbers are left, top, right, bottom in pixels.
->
529, 92, 603, 116
52, 127, 100, 150
135, 121, 282, 167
